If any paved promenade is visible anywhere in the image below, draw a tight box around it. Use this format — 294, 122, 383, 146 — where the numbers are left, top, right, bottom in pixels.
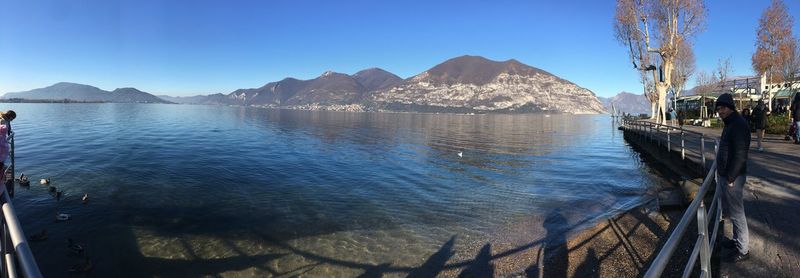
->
633, 120, 800, 277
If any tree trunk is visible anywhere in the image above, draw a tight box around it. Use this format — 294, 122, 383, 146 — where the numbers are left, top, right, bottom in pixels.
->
656, 84, 668, 124
767, 70, 773, 112
656, 60, 675, 125
651, 101, 657, 119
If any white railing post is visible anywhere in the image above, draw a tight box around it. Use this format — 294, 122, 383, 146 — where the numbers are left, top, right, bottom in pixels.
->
698, 202, 711, 277
657, 124, 661, 146
681, 130, 685, 160
658, 124, 662, 147
1, 189, 42, 278
643, 159, 719, 278
667, 127, 671, 151
701, 135, 706, 174
0, 131, 43, 278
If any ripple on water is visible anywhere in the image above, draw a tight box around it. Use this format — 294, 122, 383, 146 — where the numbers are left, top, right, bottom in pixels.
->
3, 104, 672, 276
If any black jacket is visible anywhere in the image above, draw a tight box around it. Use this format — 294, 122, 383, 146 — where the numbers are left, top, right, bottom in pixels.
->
717, 111, 750, 183
752, 104, 767, 129
793, 99, 800, 121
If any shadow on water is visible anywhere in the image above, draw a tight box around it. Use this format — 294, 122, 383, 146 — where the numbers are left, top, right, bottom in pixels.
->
357, 263, 392, 278
523, 208, 568, 278
573, 249, 599, 278
24, 196, 688, 277
458, 244, 493, 278
542, 208, 569, 278
406, 235, 456, 278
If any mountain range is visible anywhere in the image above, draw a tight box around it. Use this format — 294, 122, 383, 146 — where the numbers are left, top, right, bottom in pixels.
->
3, 55, 607, 114
3, 82, 171, 104
599, 92, 651, 116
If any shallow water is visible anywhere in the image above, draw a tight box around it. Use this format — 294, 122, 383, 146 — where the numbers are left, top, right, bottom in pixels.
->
3, 103, 667, 277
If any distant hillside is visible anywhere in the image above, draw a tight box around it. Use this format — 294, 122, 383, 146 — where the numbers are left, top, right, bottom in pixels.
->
222, 71, 366, 108
352, 68, 403, 91
3, 82, 171, 104
158, 94, 229, 105
14, 56, 609, 114
109, 88, 172, 103
172, 55, 607, 114
368, 55, 607, 114
601, 92, 651, 116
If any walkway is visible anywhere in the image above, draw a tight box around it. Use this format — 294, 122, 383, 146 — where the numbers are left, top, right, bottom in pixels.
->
638, 120, 800, 278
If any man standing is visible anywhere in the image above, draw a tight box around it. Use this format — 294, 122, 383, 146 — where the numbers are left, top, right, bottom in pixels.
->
715, 93, 751, 262
752, 100, 767, 151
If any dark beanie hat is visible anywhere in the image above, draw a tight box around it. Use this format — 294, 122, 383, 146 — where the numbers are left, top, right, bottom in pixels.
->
715, 93, 736, 110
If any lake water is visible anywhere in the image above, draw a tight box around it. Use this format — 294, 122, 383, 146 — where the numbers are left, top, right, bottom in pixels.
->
2, 103, 670, 277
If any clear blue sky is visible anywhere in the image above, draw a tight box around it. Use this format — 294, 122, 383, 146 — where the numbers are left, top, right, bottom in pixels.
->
1, 0, 798, 97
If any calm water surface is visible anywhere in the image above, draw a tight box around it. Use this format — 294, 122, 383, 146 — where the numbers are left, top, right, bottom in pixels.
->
4, 103, 667, 277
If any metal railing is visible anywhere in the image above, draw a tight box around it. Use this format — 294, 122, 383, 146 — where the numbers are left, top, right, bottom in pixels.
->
0, 131, 43, 278
622, 118, 712, 174
620, 118, 722, 278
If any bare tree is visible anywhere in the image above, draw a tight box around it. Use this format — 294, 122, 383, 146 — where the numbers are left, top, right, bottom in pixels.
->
694, 70, 717, 96
716, 57, 733, 91
614, 0, 707, 124
671, 39, 696, 106
779, 39, 800, 82
645, 76, 658, 118
752, 0, 797, 110
615, 1, 658, 119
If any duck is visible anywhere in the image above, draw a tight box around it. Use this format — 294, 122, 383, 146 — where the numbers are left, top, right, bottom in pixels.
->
40, 178, 50, 185
28, 229, 47, 242
16, 173, 29, 186
81, 193, 89, 204
457, 151, 463, 158
67, 238, 84, 256
48, 186, 56, 193
68, 258, 92, 273
55, 213, 71, 222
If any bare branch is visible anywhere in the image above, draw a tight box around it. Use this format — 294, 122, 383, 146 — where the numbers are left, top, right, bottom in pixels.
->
614, 0, 706, 123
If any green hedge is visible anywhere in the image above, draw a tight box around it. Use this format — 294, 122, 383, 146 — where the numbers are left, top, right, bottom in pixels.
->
766, 114, 793, 135
709, 118, 723, 128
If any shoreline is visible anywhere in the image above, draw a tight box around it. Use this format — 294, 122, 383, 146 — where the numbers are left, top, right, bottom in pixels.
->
1, 101, 608, 116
